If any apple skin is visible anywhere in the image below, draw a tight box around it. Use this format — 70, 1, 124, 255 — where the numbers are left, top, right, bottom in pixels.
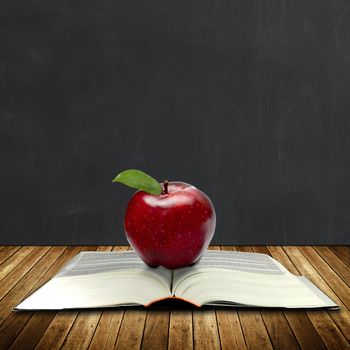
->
124, 181, 216, 269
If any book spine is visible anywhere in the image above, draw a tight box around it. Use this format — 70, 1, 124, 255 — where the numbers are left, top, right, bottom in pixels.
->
144, 296, 201, 308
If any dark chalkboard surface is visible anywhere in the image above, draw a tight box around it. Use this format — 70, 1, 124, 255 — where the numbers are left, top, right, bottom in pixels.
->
1, 0, 350, 244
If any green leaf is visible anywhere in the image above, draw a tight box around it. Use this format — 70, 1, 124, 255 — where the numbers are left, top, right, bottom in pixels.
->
112, 169, 162, 195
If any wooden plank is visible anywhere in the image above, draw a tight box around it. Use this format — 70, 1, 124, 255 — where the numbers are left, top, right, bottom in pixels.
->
141, 310, 169, 350
2, 245, 349, 350
0, 246, 51, 301
283, 246, 350, 348
7, 312, 54, 350
216, 308, 247, 350
238, 310, 273, 350
168, 310, 193, 350
114, 310, 147, 350
34, 311, 79, 350
0, 246, 36, 282
313, 246, 350, 286
61, 311, 102, 350
0, 247, 21, 266
267, 246, 327, 350
0, 247, 61, 324
283, 310, 327, 350
96, 245, 114, 251
193, 310, 221, 350
306, 312, 350, 350
0, 246, 66, 350
267, 246, 300, 275
298, 246, 350, 309
60, 246, 113, 350
34, 246, 99, 350
5, 246, 82, 350
330, 246, 350, 268
88, 310, 124, 350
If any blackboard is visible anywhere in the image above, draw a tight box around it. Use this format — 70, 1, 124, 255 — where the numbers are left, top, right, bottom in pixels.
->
1, 0, 349, 244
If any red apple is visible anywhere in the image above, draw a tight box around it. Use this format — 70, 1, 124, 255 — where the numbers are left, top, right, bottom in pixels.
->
124, 181, 216, 269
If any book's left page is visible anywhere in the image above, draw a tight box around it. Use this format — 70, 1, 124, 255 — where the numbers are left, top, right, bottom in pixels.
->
14, 251, 172, 310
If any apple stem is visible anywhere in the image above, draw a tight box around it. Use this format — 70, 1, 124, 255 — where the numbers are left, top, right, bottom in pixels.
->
163, 179, 169, 194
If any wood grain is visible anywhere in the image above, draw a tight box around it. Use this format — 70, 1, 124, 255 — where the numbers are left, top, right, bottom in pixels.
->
312, 246, 350, 287
0, 247, 21, 266
168, 310, 193, 350
0, 246, 51, 302
7, 246, 83, 350
141, 310, 169, 349
0, 245, 348, 350
283, 246, 350, 349
35, 246, 100, 350
0, 246, 36, 282
267, 246, 327, 350
114, 310, 147, 350
0, 246, 67, 349
88, 310, 124, 350
216, 309, 246, 350
193, 310, 221, 350
61, 311, 102, 350
330, 246, 350, 268
299, 246, 350, 309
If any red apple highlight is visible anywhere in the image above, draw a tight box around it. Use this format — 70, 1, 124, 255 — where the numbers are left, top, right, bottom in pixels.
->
124, 181, 216, 269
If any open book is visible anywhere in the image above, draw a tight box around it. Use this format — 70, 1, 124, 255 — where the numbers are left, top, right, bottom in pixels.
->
14, 250, 338, 310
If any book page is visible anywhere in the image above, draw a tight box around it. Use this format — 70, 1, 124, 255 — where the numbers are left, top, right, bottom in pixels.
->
174, 271, 337, 308
172, 250, 337, 308
15, 251, 172, 310
58, 251, 172, 283
173, 250, 290, 292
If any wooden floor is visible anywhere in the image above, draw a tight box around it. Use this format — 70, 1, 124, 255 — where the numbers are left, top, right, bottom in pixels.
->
0, 246, 349, 350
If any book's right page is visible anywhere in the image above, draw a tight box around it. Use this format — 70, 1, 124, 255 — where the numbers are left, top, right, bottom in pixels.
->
172, 250, 338, 309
